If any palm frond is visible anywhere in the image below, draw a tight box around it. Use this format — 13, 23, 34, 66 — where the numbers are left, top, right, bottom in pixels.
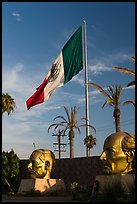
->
79, 124, 96, 134
48, 123, 65, 132
127, 80, 135, 87
89, 125, 96, 133
123, 100, 135, 107
84, 135, 97, 149
114, 67, 135, 76
107, 86, 114, 96
102, 98, 114, 108
73, 106, 79, 121
87, 82, 112, 99
74, 125, 81, 134
71, 106, 76, 125
2, 93, 16, 115
131, 56, 135, 62
63, 125, 70, 134
102, 100, 108, 108
59, 129, 65, 135
53, 115, 68, 123
76, 117, 87, 123
63, 106, 71, 123
48, 123, 57, 132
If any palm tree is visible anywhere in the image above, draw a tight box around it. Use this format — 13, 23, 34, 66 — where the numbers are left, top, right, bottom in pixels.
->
48, 106, 96, 158
114, 56, 135, 87
2, 93, 16, 115
84, 134, 97, 156
114, 56, 135, 108
87, 83, 122, 132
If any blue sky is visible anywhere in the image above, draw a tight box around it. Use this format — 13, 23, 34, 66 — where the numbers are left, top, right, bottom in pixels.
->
2, 2, 135, 159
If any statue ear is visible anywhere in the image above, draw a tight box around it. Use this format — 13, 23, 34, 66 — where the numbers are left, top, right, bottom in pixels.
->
45, 161, 50, 170
127, 150, 135, 163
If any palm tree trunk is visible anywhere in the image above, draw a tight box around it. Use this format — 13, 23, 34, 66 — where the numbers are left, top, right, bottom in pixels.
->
88, 148, 90, 157
69, 129, 74, 158
113, 109, 121, 132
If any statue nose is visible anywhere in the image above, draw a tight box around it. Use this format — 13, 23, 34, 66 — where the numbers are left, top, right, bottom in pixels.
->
27, 163, 32, 169
100, 152, 106, 160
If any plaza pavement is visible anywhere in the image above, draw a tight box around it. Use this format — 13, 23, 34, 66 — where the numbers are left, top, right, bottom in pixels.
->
2, 194, 81, 202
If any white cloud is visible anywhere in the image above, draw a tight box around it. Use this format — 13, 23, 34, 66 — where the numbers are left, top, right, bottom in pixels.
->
2, 63, 23, 91
16, 18, 23, 22
2, 62, 49, 121
12, 11, 20, 17
2, 63, 40, 97
2, 62, 85, 117
89, 63, 112, 75
71, 75, 85, 86
88, 53, 134, 75
123, 85, 135, 90
45, 106, 61, 111
2, 120, 32, 151
12, 11, 23, 22
89, 89, 101, 95
2, 112, 52, 158
105, 53, 131, 64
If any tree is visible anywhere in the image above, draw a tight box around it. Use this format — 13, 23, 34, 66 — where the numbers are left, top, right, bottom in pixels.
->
87, 83, 122, 132
48, 106, 96, 158
2, 149, 20, 193
114, 56, 135, 87
2, 93, 16, 115
84, 134, 97, 156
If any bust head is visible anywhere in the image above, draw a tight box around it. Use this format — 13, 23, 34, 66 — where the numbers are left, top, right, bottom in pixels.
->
100, 132, 135, 174
27, 149, 55, 179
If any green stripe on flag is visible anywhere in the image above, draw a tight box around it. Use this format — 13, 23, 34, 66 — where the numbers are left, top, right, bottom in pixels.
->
62, 26, 83, 84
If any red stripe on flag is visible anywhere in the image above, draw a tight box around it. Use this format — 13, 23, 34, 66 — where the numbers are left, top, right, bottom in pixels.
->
26, 78, 48, 110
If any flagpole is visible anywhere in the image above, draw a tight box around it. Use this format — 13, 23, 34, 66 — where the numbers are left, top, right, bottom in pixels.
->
82, 20, 90, 157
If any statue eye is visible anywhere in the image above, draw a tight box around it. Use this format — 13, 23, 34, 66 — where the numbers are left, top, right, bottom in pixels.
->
105, 149, 115, 156
110, 149, 116, 153
32, 160, 39, 167
109, 149, 116, 156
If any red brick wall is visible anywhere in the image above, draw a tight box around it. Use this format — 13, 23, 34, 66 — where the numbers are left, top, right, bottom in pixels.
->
19, 156, 104, 190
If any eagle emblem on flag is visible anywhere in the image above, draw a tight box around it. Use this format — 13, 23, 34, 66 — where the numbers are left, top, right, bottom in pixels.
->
48, 63, 60, 82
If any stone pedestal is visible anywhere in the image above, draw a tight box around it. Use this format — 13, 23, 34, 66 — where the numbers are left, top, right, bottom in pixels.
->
93, 174, 135, 194
18, 178, 66, 195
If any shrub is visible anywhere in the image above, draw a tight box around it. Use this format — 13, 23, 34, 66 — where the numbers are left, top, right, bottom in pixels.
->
70, 182, 92, 201
2, 149, 20, 193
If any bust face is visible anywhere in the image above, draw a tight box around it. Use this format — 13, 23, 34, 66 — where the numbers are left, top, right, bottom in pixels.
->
27, 149, 55, 179
100, 132, 134, 174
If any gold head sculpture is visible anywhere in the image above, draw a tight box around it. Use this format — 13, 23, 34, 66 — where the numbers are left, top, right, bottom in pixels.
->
100, 132, 135, 174
27, 149, 55, 179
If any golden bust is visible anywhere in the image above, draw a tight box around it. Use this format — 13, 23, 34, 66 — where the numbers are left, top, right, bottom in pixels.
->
100, 132, 135, 174
27, 149, 55, 179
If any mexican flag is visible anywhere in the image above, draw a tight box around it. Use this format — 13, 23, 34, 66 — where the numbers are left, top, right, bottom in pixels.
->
26, 26, 83, 110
